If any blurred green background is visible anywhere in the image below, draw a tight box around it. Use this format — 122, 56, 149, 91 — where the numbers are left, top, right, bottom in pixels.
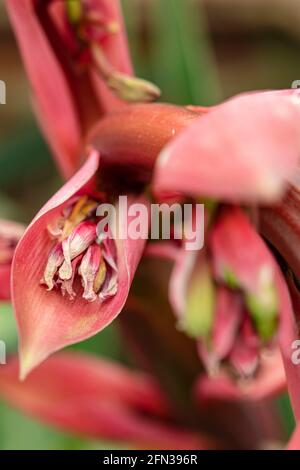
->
0, 0, 299, 449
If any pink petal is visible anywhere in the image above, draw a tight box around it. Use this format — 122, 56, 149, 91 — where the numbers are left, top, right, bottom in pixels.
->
0, 219, 25, 300
0, 264, 11, 301
0, 219, 26, 240
169, 248, 199, 320
198, 287, 242, 372
153, 91, 300, 203
12, 151, 148, 378
229, 317, 260, 378
5, 0, 82, 179
210, 206, 279, 341
0, 352, 212, 450
6, 0, 133, 179
145, 242, 181, 263
211, 287, 242, 360
195, 347, 286, 402
210, 206, 275, 295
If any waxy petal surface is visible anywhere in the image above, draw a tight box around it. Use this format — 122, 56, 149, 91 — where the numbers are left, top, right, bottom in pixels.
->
154, 91, 300, 203
0, 219, 25, 301
6, 0, 82, 178
0, 265, 11, 301
12, 152, 148, 378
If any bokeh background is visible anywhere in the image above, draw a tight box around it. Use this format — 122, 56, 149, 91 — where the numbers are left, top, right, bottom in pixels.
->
0, 0, 299, 449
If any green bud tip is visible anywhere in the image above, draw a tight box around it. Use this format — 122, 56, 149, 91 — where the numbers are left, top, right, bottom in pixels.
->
180, 265, 215, 339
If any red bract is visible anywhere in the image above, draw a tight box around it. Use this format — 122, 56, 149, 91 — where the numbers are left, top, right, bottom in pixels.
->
12, 150, 149, 378
9, 103, 197, 380
0, 352, 213, 450
153, 91, 300, 203
0, 219, 25, 301
6, 0, 159, 178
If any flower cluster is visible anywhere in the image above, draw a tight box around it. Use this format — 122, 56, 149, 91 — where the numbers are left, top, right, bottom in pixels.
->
2, 0, 300, 450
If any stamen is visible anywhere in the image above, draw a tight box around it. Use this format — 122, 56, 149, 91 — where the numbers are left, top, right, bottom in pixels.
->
78, 244, 101, 302
100, 241, 118, 299
42, 242, 64, 290
59, 221, 97, 280
93, 257, 107, 294
58, 255, 82, 300
43, 195, 118, 303
60, 195, 98, 239
100, 269, 118, 300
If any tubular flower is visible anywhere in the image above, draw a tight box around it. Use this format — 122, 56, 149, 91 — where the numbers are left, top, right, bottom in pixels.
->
12, 150, 149, 378
152, 90, 300, 399
170, 207, 286, 384
0, 352, 213, 450
11, 103, 199, 379
6, 0, 160, 178
0, 220, 25, 301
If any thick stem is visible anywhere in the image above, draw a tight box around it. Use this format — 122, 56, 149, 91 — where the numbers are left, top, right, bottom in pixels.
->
87, 103, 199, 193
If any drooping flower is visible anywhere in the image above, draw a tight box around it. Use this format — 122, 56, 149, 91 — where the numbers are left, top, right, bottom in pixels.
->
163, 207, 288, 394
11, 101, 200, 380
152, 90, 300, 401
0, 351, 211, 450
6, 0, 160, 178
12, 150, 149, 378
120, 254, 286, 449
0, 219, 25, 301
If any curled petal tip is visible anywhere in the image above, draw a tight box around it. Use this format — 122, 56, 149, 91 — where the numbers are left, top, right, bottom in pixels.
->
12, 153, 148, 372
19, 349, 38, 381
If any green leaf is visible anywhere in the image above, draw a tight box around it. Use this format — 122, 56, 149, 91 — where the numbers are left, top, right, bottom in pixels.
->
151, 0, 221, 105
